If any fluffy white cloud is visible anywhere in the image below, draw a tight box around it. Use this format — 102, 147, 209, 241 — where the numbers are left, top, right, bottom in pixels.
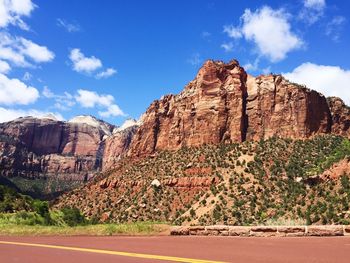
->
99, 104, 124, 118
56, 18, 81, 33
0, 32, 54, 67
224, 6, 303, 62
75, 89, 113, 108
75, 89, 125, 118
0, 107, 63, 123
283, 62, 350, 105
95, 68, 117, 79
19, 38, 55, 63
0, 60, 10, 73
0, 73, 39, 105
69, 48, 102, 73
0, 0, 35, 29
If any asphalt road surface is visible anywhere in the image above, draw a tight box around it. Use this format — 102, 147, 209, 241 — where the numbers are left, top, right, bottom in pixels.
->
1, 236, 350, 263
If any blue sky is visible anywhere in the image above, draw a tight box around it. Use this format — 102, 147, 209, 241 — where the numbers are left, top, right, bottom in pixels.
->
0, 0, 349, 125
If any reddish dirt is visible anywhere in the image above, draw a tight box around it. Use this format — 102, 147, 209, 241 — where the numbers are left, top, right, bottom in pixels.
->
1, 236, 350, 263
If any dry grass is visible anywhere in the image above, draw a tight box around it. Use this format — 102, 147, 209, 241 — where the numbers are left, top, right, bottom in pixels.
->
0, 222, 170, 236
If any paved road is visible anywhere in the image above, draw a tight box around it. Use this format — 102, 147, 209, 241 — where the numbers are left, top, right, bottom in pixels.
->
1, 236, 350, 263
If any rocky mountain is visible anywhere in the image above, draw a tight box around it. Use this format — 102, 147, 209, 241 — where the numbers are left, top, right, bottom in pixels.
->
54, 59, 350, 224
127, 60, 348, 157
103, 120, 139, 171
2, 58, 350, 215
0, 115, 115, 197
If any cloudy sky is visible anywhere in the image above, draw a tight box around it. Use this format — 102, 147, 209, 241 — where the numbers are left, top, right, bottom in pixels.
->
0, 0, 349, 124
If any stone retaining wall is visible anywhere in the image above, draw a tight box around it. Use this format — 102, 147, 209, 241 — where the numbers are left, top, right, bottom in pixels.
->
170, 225, 350, 237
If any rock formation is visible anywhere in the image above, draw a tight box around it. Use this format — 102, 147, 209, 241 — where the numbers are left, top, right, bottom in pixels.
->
327, 97, 350, 137
128, 60, 248, 157
246, 74, 331, 140
127, 59, 347, 157
1, 58, 350, 199
0, 115, 114, 196
102, 120, 138, 171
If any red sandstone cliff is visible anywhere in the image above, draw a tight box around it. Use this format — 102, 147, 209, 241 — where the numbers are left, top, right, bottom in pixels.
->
0, 116, 113, 180
128, 60, 248, 157
246, 74, 332, 140
327, 97, 350, 137
127, 59, 347, 157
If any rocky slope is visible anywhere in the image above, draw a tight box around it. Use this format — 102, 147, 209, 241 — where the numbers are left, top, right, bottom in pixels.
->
0, 115, 115, 197
56, 135, 350, 225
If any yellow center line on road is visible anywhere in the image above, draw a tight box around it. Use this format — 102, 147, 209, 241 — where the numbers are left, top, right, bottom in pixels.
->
0, 240, 227, 263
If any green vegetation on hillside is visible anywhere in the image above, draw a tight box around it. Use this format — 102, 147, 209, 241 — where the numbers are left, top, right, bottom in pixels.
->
57, 135, 350, 226
0, 184, 88, 226
0, 184, 166, 236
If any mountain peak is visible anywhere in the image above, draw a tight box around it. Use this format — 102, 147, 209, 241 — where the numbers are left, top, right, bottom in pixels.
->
69, 115, 113, 135
114, 119, 139, 133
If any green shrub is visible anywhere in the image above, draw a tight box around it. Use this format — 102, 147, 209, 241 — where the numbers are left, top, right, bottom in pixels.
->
60, 207, 86, 226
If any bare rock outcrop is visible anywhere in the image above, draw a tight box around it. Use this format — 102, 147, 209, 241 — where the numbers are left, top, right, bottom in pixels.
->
327, 97, 350, 137
128, 60, 248, 157
246, 74, 332, 140
127, 60, 346, 157
0, 116, 114, 186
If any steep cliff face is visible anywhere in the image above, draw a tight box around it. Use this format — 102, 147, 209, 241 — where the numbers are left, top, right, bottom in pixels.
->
103, 122, 138, 171
0, 116, 114, 197
246, 74, 332, 140
128, 60, 248, 157
127, 60, 345, 157
327, 97, 350, 137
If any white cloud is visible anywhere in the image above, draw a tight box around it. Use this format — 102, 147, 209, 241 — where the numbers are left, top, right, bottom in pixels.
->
0, 73, 39, 105
326, 16, 346, 42
0, 0, 35, 29
76, 89, 113, 108
223, 25, 242, 39
99, 104, 124, 118
0, 107, 63, 123
69, 48, 102, 73
0, 60, 10, 73
19, 38, 55, 63
0, 32, 54, 67
75, 89, 125, 118
221, 42, 234, 52
224, 6, 303, 62
56, 18, 81, 32
244, 58, 260, 72
42, 87, 75, 110
95, 68, 117, 79
42, 86, 54, 98
300, 0, 326, 24
303, 0, 326, 10
283, 62, 350, 105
